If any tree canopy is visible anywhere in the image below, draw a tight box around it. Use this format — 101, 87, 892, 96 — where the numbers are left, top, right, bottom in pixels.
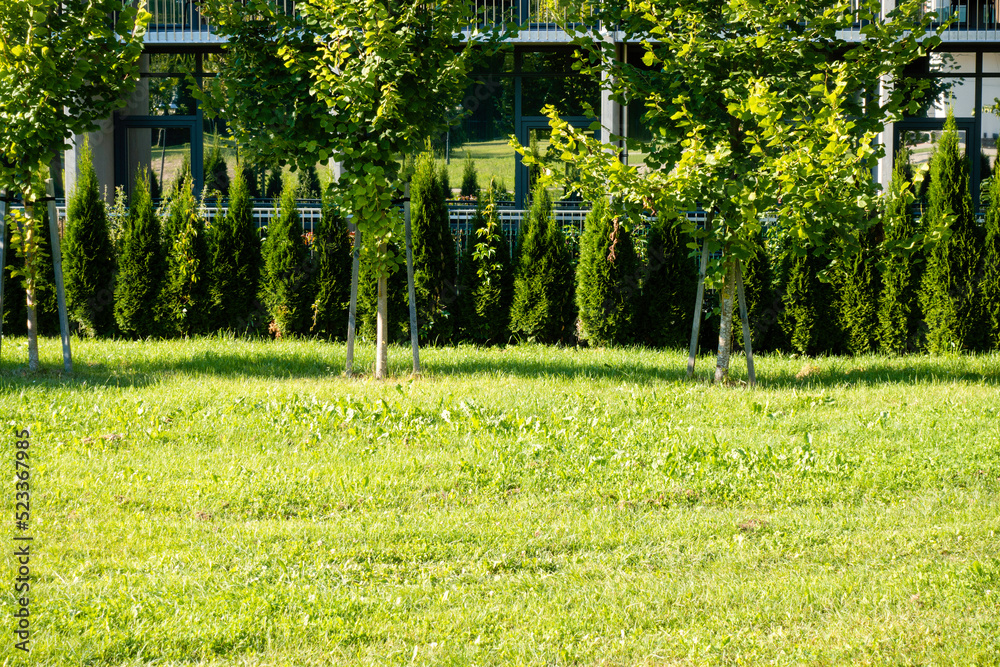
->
527, 0, 944, 380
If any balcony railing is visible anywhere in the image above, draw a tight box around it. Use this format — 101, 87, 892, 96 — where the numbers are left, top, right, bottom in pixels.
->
134, 0, 590, 45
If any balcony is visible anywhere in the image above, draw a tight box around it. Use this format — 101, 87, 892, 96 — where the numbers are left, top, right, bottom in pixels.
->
135, 0, 589, 47
920, 1, 1000, 41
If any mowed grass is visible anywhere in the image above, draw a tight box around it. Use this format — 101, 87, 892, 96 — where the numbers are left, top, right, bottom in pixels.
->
1, 337, 999, 666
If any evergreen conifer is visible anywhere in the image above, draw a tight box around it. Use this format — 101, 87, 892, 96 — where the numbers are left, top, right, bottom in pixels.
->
163, 174, 213, 336
456, 181, 512, 344
460, 153, 479, 198
575, 197, 639, 346
297, 164, 322, 200
981, 158, 1000, 350
412, 152, 458, 342
780, 245, 843, 355
837, 223, 881, 356
509, 183, 575, 343
259, 178, 310, 337
641, 215, 697, 348
203, 142, 230, 196
63, 139, 116, 336
919, 110, 982, 352
211, 169, 263, 333
878, 145, 924, 353
309, 200, 352, 339
114, 169, 164, 338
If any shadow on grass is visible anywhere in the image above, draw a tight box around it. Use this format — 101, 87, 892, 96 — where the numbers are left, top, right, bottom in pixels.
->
1, 339, 999, 390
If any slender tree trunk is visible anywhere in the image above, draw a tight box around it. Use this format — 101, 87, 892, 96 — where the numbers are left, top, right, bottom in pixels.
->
374, 242, 389, 379
24, 203, 40, 372
714, 257, 737, 384
345, 223, 361, 376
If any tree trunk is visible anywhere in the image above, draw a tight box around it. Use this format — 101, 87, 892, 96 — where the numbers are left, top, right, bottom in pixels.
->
345, 223, 361, 376
374, 242, 389, 379
714, 257, 737, 384
24, 204, 40, 372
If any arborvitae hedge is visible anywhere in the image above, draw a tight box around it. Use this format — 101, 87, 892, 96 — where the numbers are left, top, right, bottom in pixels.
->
203, 143, 230, 196
298, 164, 322, 200
641, 214, 697, 348
981, 160, 1000, 350
919, 111, 983, 353
780, 245, 843, 355
456, 182, 512, 344
259, 179, 310, 337
837, 223, 881, 356
439, 161, 452, 202
878, 146, 925, 353
163, 174, 213, 336
64, 140, 116, 337
114, 170, 164, 338
576, 197, 639, 346
211, 169, 263, 333
412, 153, 458, 342
509, 184, 576, 343
309, 201, 352, 339
734, 232, 784, 352
460, 154, 479, 198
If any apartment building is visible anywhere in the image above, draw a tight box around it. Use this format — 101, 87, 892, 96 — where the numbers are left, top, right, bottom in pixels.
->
61, 1, 1000, 210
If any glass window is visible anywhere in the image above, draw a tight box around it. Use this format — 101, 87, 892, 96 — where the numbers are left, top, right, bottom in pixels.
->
446, 76, 517, 200
981, 79, 1000, 163
900, 128, 967, 172
921, 77, 976, 117
521, 74, 600, 117
929, 51, 976, 73
983, 52, 1000, 73
126, 126, 192, 200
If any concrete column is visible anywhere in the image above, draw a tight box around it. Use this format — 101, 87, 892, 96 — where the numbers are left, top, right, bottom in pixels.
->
599, 41, 624, 153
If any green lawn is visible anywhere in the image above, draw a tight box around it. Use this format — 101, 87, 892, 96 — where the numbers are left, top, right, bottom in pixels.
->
1, 338, 998, 665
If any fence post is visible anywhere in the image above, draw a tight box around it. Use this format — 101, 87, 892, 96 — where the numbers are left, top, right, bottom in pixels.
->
0, 190, 6, 364
46, 179, 72, 373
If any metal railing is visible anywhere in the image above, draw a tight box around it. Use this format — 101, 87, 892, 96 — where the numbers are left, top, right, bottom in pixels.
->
133, 0, 591, 45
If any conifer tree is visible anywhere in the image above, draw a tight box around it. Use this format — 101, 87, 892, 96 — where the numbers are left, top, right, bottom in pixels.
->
878, 145, 924, 353
63, 139, 116, 337
439, 160, 452, 202
259, 178, 310, 337
309, 200, 352, 339
412, 152, 458, 342
576, 197, 639, 346
456, 180, 512, 344
211, 169, 262, 333
837, 223, 881, 356
919, 110, 982, 353
163, 174, 213, 336
297, 164, 322, 200
780, 245, 843, 355
642, 214, 697, 348
203, 142, 230, 196
509, 183, 575, 343
115, 170, 164, 338
734, 232, 783, 352
460, 153, 479, 199
981, 160, 1000, 350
